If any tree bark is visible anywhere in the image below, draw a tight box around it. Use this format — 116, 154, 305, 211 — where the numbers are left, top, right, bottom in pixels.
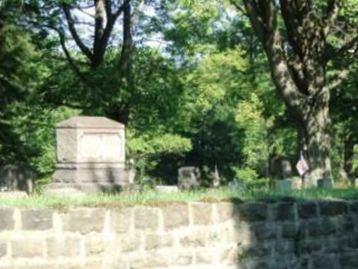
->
241, 0, 337, 187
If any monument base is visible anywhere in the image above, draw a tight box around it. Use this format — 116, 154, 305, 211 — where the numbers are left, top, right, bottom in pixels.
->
49, 165, 130, 195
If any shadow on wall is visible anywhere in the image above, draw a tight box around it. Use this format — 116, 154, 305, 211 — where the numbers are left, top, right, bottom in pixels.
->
228, 198, 358, 269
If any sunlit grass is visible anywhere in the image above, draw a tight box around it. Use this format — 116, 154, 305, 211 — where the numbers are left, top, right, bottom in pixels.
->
0, 187, 358, 208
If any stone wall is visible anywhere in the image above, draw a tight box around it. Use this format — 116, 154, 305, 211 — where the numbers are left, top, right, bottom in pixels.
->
0, 200, 358, 269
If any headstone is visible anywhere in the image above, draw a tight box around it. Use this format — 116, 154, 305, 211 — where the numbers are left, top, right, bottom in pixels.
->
0, 164, 34, 193
178, 166, 201, 190
317, 178, 333, 188
275, 178, 302, 191
155, 185, 179, 193
47, 116, 128, 194
271, 155, 292, 179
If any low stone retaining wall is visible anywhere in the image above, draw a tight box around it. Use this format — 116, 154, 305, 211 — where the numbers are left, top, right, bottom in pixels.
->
0, 200, 358, 269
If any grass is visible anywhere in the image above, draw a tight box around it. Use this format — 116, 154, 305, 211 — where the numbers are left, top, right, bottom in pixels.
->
0, 187, 358, 209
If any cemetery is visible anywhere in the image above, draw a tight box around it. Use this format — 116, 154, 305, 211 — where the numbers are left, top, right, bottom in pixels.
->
1, 0, 357, 268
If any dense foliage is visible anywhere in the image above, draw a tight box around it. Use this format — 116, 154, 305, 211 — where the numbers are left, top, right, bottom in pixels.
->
0, 0, 357, 188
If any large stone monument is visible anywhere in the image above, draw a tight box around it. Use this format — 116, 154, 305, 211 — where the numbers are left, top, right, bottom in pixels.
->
48, 116, 128, 193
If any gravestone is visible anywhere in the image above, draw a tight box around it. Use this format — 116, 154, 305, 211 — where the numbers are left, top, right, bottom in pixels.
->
0, 164, 34, 194
47, 116, 128, 193
271, 155, 292, 179
178, 166, 201, 190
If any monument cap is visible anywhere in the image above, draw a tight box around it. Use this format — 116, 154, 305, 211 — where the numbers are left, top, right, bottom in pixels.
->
56, 116, 124, 129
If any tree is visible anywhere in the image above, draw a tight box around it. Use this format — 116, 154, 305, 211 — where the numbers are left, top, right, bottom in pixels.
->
231, 0, 357, 186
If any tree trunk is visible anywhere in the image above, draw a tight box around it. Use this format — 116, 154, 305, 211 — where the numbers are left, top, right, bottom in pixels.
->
298, 90, 332, 187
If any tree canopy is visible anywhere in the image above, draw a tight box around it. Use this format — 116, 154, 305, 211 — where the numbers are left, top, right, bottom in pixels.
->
0, 0, 357, 188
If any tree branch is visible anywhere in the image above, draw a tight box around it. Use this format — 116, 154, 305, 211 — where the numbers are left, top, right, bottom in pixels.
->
62, 3, 93, 61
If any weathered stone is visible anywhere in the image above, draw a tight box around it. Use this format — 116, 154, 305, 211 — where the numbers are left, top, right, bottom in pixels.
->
119, 234, 142, 252
319, 201, 348, 216
195, 249, 214, 264
348, 201, 358, 214
220, 247, 239, 265
274, 240, 295, 255
49, 116, 128, 193
241, 243, 272, 258
162, 204, 189, 230
63, 208, 105, 234
85, 236, 106, 255
340, 251, 358, 269
134, 207, 159, 231
11, 239, 43, 258
238, 202, 268, 222
274, 202, 296, 221
191, 202, 213, 225
145, 233, 173, 250
111, 208, 133, 233
47, 236, 80, 257
173, 251, 193, 266
21, 209, 53, 230
252, 224, 277, 240
298, 202, 318, 219
0, 208, 14, 230
216, 202, 237, 222
0, 241, 6, 258
0, 163, 34, 193
312, 254, 338, 269
297, 239, 321, 255
281, 222, 298, 238
319, 217, 337, 235
129, 252, 170, 268
306, 219, 323, 236
180, 232, 206, 247
178, 166, 201, 189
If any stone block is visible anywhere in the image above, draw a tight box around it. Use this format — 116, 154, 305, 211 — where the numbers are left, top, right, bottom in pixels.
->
274, 202, 296, 221
0, 208, 14, 230
134, 207, 159, 231
145, 233, 173, 250
180, 231, 206, 247
129, 252, 170, 269
274, 240, 295, 255
319, 217, 337, 235
319, 201, 348, 216
281, 222, 297, 238
47, 236, 80, 257
241, 243, 272, 258
21, 209, 53, 230
296, 239, 321, 255
119, 234, 142, 252
0, 241, 6, 258
252, 224, 277, 240
312, 254, 338, 269
348, 201, 358, 214
298, 202, 318, 219
11, 239, 43, 258
191, 202, 213, 225
340, 251, 358, 269
172, 251, 193, 266
63, 208, 105, 234
111, 208, 133, 233
238, 202, 268, 222
85, 236, 106, 255
162, 204, 189, 230
195, 249, 214, 264
216, 202, 238, 222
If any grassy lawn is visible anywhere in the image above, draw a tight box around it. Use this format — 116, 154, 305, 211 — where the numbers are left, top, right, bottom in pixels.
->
0, 187, 358, 209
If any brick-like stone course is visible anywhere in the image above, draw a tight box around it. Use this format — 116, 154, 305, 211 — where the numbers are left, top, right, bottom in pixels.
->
0, 199, 358, 268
